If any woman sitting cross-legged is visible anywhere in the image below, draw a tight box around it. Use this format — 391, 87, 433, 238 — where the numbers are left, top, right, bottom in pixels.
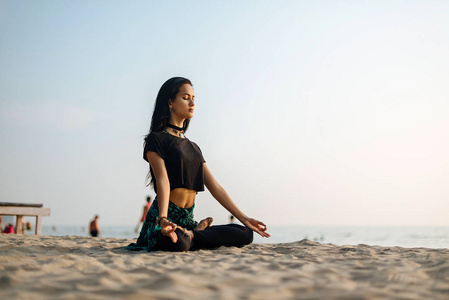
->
126, 77, 270, 252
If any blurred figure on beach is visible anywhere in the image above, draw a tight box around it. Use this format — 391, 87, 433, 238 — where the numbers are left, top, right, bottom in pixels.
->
135, 196, 153, 233
89, 215, 101, 237
20, 218, 25, 234
229, 215, 235, 224
3, 223, 15, 234
26, 222, 32, 232
1, 215, 16, 233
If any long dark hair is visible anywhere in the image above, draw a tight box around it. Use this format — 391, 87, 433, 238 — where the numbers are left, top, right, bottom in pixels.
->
149, 77, 193, 133
144, 77, 193, 188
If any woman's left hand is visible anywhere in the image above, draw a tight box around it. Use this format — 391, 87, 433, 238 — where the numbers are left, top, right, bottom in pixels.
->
243, 218, 270, 238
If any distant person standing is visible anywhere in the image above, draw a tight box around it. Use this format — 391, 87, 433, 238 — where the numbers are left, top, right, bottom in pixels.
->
89, 215, 101, 237
135, 196, 153, 233
20, 218, 25, 234
229, 215, 235, 224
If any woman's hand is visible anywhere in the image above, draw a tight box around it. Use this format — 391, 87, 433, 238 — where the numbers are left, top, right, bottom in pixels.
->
242, 218, 270, 238
160, 218, 178, 243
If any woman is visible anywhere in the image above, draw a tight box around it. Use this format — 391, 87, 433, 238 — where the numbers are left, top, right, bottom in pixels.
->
126, 77, 270, 252
134, 196, 153, 233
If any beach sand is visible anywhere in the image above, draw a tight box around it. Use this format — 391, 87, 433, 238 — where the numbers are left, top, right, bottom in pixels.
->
1, 235, 448, 299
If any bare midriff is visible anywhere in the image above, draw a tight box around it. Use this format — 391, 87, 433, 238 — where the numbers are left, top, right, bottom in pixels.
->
169, 188, 196, 209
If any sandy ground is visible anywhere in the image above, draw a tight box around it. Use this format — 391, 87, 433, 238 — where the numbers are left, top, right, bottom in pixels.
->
0, 234, 448, 300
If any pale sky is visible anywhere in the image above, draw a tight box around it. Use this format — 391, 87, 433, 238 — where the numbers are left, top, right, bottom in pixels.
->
1, 1, 448, 227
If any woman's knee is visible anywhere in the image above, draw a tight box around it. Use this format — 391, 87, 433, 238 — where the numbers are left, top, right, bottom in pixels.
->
240, 226, 254, 245
225, 224, 254, 246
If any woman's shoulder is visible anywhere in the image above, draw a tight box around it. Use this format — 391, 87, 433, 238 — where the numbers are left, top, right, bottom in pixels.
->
143, 131, 173, 160
146, 131, 177, 149
145, 131, 172, 142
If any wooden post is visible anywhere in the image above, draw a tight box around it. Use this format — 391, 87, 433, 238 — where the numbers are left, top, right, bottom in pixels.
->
36, 215, 43, 235
16, 215, 24, 234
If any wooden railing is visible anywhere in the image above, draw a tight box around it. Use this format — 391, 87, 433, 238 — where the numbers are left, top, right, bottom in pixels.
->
0, 202, 51, 235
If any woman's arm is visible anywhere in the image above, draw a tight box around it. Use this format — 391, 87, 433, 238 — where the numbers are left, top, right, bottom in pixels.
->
147, 151, 178, 243
203, 163, 270, 238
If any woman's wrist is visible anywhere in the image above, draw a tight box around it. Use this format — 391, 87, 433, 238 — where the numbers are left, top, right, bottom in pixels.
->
235, 214, 248, 224
158, 216, 168, 225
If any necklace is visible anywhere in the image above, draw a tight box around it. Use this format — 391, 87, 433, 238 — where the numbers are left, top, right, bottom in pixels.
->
166, 123, 184, 137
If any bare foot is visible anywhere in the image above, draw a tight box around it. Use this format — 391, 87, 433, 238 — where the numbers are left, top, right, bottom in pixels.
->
177, 217, 213, 240
195, 217, 213, 231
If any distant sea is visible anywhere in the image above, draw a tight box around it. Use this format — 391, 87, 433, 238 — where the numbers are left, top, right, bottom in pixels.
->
39, 225, 449, 249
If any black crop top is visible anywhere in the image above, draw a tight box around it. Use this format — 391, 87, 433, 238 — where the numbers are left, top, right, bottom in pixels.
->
143, 131, 205, 194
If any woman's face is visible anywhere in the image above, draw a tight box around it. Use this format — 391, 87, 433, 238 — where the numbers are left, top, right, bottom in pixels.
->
169, 84, 195, 120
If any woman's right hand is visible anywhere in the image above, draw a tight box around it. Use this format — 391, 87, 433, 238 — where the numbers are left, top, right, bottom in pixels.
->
242, 217, 271, 238
160, 218, 178, 243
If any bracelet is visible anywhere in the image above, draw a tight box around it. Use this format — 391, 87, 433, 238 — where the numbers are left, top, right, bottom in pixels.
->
158, 216, 168, 225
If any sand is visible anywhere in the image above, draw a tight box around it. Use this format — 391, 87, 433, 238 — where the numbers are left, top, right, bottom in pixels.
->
0, 235, 448, 300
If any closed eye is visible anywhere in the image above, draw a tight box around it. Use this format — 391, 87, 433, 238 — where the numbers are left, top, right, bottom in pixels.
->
182, 93, 194, 101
